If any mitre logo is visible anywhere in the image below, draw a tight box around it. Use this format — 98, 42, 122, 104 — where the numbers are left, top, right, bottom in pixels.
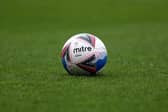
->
73, 46, 92, 54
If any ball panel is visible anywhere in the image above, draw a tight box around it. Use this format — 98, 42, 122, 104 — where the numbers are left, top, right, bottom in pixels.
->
77, 34, 96, 47
69, 38, 94, 64
69, 64, 91, 75
77, 54, 96, 73
96, 56, 107, 71
61, 43, 71, 58
77, 64, 96, 73
62, 58, 71, 74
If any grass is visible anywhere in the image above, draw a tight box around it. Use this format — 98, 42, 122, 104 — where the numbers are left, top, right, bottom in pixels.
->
0, 0, 168, 112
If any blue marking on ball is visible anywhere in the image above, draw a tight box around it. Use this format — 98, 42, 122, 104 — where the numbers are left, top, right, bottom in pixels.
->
96, 56, 107, 71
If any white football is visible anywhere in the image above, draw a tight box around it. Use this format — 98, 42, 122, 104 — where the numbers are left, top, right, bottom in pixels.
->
61, 33, 107, 75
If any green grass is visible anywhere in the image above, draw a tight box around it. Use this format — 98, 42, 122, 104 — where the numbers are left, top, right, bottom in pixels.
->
0, 0, 168, 112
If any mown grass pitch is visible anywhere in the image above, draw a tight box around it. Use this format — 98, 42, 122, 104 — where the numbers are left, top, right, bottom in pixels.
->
0, 0, 168, 112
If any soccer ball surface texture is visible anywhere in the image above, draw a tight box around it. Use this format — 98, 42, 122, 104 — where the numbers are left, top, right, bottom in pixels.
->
61, 33, 107, 75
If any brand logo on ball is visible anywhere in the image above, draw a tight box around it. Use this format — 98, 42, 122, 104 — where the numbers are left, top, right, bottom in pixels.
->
73, 46, 92, 54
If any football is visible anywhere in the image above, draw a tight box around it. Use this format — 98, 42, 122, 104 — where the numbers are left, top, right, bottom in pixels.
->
61, 33, 107, 75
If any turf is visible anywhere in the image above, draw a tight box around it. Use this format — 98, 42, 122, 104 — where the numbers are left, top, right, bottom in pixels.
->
0, 0, 168, 112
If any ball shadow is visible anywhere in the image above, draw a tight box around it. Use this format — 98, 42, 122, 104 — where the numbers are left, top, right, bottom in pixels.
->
67, 72, 106, 78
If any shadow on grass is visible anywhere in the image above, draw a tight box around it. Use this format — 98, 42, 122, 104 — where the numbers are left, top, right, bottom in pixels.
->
64, 72, 107, 78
